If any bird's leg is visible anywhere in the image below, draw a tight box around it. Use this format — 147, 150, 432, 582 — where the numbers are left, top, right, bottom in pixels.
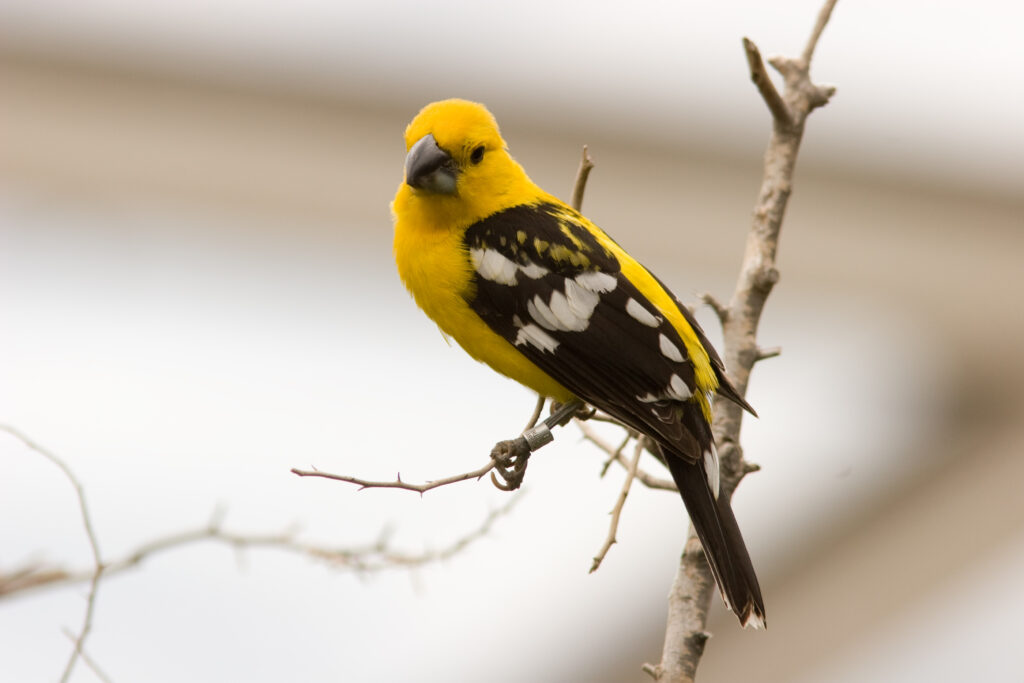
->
489, 399, 588, 491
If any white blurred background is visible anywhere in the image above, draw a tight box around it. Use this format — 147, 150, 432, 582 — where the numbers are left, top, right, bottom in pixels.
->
1, 1, 1022, 681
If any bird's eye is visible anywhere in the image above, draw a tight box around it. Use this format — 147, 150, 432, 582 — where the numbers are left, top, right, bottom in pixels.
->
470, 145, 485, 165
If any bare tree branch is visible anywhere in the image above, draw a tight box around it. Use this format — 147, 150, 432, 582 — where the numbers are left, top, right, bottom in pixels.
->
651, 1, 839, 680
1, 424, 518, 683
590, 439, 643, 573
0, 424, 103, 683
1, 497, 521, 601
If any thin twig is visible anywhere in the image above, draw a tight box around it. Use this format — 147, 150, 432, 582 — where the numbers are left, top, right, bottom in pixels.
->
61, 629, 113, 683
742, 38, 791, 126
571, 145, 595, 212
0, 425, 103, 683
590, 440, 643, 573
523, 395, 546, 431
802, 0, 839, 65
576, 421, 677, 491
576, 420, 621, 458
291, 403, 585, 495
599, 433, 633, 478
291, 460, 499, 495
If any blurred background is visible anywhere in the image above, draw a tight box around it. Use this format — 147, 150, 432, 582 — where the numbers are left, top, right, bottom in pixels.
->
1, 1, 1022, 681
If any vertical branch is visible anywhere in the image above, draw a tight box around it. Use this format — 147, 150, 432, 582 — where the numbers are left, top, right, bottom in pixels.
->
650, 1, 838, 680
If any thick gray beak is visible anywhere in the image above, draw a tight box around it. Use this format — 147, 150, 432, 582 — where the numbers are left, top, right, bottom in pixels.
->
404, 134, 457, 194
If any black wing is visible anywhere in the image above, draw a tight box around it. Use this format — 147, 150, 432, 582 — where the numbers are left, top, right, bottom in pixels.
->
462, 202, 714, 463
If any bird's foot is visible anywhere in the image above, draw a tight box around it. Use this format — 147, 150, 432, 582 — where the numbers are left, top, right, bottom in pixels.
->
489, 437, 531, 491
488, 399, 590, 491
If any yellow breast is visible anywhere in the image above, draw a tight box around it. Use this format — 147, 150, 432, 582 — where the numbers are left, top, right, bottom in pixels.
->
392, 193, 574, 403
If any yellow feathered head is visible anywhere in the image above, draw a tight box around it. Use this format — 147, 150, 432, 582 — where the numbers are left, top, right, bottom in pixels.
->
403, 99, 506, 157
397, 99, 538, 220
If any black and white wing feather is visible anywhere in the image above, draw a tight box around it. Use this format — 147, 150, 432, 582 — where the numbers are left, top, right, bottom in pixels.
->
462, 201, 714, 464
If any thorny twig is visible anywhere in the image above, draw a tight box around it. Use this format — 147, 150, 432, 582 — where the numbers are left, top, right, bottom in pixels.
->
292, 400, 585, 493
290, 461, 501, 495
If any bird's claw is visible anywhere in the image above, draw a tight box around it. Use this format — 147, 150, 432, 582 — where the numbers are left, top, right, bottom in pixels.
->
489, 437, 531, 491
487, 400, 590, 491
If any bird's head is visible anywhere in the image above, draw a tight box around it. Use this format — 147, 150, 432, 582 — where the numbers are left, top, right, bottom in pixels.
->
397, 99, 537, 222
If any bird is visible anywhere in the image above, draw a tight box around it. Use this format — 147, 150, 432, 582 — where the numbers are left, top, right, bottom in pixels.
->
392, 98, 765, 629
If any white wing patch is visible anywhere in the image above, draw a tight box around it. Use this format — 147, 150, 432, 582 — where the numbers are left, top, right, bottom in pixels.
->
625, 297, 660, 327
659, 333, 685, 363
669, 374, 692, 400
638, 373, 694, 404
470, 248, 519, 285
522, 270, 616, 334
548, 290, 588, 331
519, 262, 549, 279
574, 270, 617, 293
703, 444, 720, 498
512, 315, 559, 353
469, 247, 549, 286
563, 279, 601, 325
527, 296, 560, 331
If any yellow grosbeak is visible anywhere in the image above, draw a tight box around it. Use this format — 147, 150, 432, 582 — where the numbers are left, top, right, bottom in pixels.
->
392, 99, 764, 628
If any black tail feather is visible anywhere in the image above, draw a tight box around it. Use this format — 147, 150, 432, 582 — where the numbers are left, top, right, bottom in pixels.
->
663, 446, 766, 628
